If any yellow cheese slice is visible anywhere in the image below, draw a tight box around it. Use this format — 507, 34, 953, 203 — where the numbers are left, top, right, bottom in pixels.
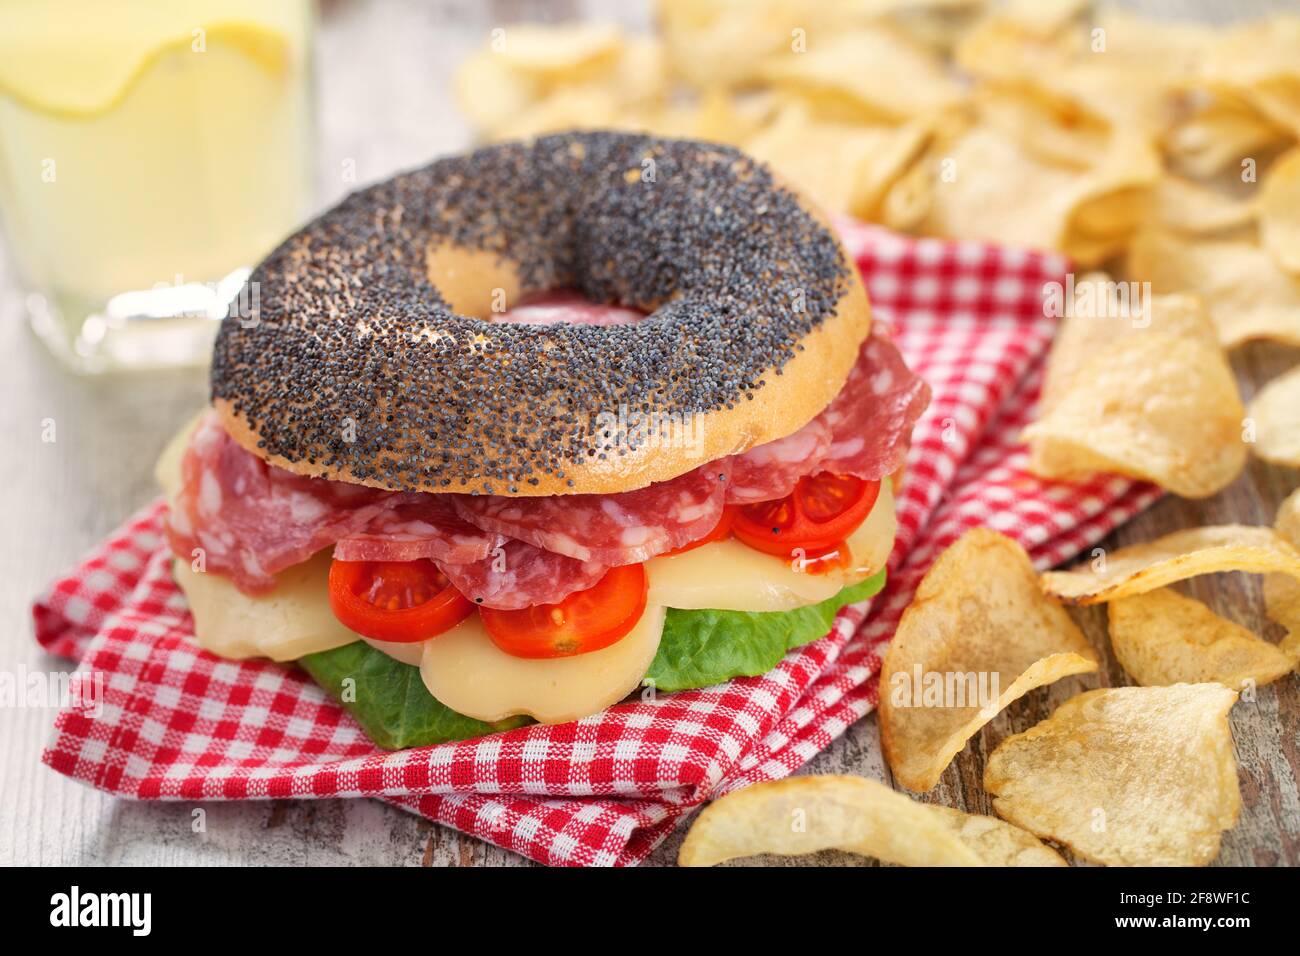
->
419, 605, 666, 724
361, 636, 424, 667
644, 480, 895, 611
172, 550, 359, 662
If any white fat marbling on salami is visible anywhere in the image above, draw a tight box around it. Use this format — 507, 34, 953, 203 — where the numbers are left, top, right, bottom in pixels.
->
727, 416, 832, 504
725, 324, 929, 503
333, 495, 502, 564
818, 324, 930, 478
451, 462, 732, 566
436, 538, 609, 610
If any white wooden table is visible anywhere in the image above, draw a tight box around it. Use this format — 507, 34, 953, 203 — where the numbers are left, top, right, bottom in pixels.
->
1, 0, 1295, 867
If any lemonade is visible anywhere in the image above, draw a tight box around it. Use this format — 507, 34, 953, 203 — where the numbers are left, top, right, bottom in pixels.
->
0, 0, 314, 372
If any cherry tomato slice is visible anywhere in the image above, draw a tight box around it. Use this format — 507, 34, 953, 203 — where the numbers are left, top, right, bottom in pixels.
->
732, 473, 880, 558
659, 506, 737, 557
479, 563, 648, 659
328, 557, 474, 643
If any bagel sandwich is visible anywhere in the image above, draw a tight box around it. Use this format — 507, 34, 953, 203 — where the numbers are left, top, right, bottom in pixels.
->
160, 131, 930, 748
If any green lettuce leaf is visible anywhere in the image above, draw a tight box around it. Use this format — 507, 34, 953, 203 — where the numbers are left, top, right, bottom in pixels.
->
298, 641, 530, 750
644, 569, 887, 692
299, 570, 885, 748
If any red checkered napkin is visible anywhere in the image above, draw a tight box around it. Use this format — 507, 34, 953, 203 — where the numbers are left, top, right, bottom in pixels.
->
32, 222, 1161, 866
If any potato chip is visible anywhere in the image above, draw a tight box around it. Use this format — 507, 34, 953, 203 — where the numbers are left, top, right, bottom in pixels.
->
486, 86, 626, 142
677, 775, 1066, 867
606, 36, 670, 109
984, 684, 1241, 866
759, 28, 964, 124
1154, 175, 1257, 236
1092, 8, 1212, 77
1263, 489, 1300, 659
1260, 146, 1300, 274
1273, 488, 1300, 556
1109, 588, 1295, 690
975, 90, 1107, 171
1025, 283, 1245, 497
1127, 229, 1300, 347
1041, 58, 1187, 135
1034, 272, 1125, 413
923, 120, 1160, 265
880, 150, 935, 232
881, 0, 987, 56
879, 528, 1098, 793
1069, 131, 1163, 235
454, 50, 543, 133
743, 100, 938, 218
743, 102, 883, 216
1037, 278, 1219, 414
1247, 365, 1300, 467
1162, 92, 1290, 180
456, 24, 668, 142
956, 5, 1194, 135
953, 0, 1086, 89
853, 115, 942, 219
1041, 525, 1300, 606
1249, 78, 1300, 142
644, 88, 776, 146
658, 0, 985, 92
656, 0, 813, 90
494, 22, 624, 79
1200, 15, 1300, 137
985, 0, 1087, 37
929, 802, 1068, 867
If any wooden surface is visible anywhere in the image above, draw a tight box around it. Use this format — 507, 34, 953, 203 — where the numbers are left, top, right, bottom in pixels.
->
1, 0, 1297, 867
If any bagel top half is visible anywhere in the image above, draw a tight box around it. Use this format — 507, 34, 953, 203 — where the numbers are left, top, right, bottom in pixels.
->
211, 130, 871, 497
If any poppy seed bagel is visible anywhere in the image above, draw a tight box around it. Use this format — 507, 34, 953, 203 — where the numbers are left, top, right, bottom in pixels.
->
211, 130, 871, 496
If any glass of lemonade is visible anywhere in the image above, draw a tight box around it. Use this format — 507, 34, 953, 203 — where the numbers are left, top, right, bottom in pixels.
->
0, 0, 315, 373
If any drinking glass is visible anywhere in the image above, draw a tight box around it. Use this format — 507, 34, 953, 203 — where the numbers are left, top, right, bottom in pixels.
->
0, 0, 315, 373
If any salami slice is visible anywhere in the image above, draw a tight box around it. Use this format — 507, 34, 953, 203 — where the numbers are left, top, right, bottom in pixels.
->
727, 416, 832, 504
436, 539, 609, 610
165, 411, 395, 592
725, 324, 929, 504
819, 324, 930, 480
333, 495, 502, 564
453, 462, 732, 565
497, 289, 646, 326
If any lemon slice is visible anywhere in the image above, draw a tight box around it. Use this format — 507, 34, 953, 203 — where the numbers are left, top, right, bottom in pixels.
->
0, 0, 295, 117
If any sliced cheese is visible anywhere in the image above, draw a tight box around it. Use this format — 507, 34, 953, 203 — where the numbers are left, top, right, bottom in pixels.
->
361, 636, 424, 667
644, 479, 895, 612
419, 605, 666, 723
172, 550, 360, 662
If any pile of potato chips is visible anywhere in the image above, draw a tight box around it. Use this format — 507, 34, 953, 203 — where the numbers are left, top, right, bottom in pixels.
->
680, 524, 1300, 867
455, 1, 1298, 274
455, 0, 1300, 498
